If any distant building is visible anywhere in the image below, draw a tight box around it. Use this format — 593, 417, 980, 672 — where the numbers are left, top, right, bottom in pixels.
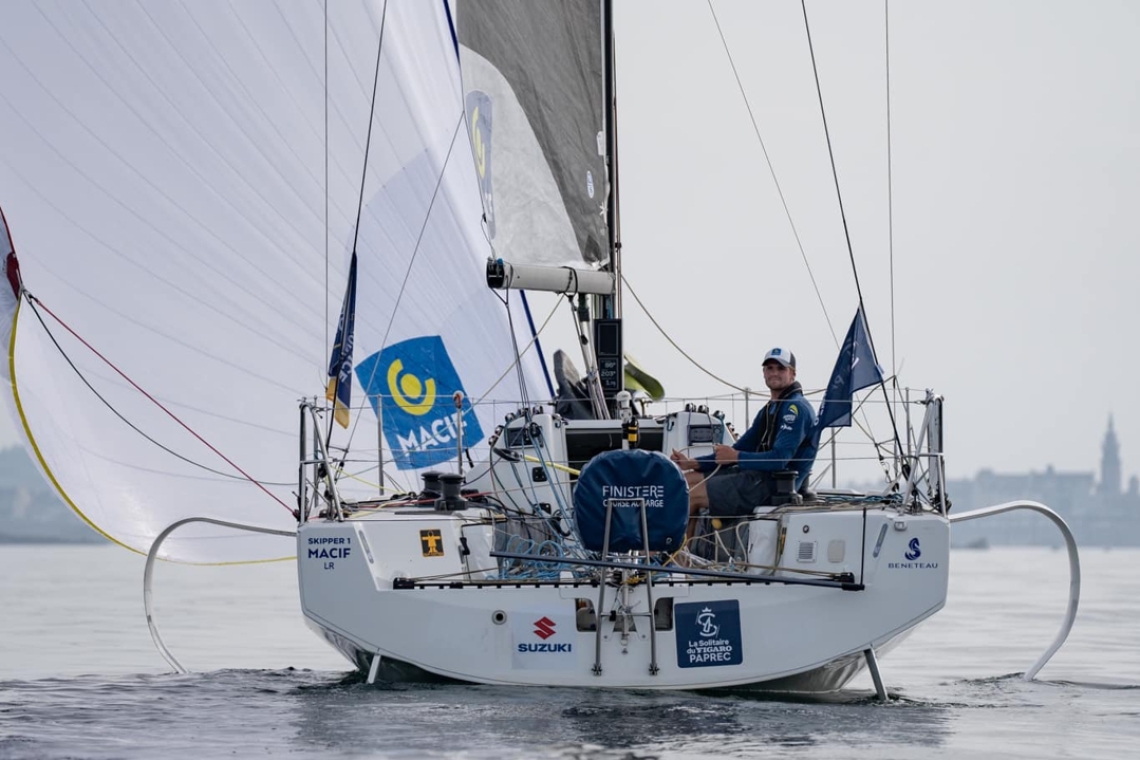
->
1097, 416, 1121, 497
948, 416, 1140, 548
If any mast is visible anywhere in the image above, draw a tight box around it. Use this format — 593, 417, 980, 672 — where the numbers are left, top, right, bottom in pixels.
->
466, 0, 620, 415
589, 0, 624, 412
603, 0, 620, 322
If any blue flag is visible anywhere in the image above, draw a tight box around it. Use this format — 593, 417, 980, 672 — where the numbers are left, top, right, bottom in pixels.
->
817, 308, 884, 429
326, 253, 358, 428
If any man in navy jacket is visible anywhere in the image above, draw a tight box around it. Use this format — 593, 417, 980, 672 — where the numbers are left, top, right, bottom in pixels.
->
671, 347, 818, 533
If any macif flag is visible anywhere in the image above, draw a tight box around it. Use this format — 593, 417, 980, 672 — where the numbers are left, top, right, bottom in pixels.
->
817, 308, 884, 429
326, 252, 358, 428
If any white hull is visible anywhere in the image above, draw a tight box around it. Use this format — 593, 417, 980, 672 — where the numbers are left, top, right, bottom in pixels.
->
298, 505, 948, 690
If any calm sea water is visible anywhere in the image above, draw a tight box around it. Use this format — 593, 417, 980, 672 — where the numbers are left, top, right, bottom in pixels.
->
1, 544, 1137, 759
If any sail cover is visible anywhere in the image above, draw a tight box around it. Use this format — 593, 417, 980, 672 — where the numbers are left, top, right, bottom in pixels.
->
0, 1, 547, 563
453, 0, 609, 267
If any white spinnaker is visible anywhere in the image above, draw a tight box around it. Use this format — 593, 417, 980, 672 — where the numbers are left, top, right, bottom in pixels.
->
0, 1, 546, 562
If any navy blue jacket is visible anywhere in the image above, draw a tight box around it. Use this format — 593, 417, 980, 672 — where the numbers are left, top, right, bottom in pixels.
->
698, 383, 818, 489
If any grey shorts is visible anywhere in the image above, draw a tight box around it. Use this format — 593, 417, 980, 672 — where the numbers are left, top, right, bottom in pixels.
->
704, 469, 773, 517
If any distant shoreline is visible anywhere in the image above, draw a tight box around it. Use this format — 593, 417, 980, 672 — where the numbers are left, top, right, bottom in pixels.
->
0, 534, 105, 546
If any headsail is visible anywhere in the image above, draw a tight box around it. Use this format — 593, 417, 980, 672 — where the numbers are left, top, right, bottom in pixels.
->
453, 0, 609, 267
0, 1, 546, 562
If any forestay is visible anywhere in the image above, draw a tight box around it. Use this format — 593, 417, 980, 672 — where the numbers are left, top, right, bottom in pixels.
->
0, 1, 546, 563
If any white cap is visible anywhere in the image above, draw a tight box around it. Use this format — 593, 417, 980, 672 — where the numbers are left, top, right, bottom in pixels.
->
763, 347, 796, 369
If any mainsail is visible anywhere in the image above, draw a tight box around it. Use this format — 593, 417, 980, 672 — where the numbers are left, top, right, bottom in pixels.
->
0, 1, 546, 562
453, 0, 610, 268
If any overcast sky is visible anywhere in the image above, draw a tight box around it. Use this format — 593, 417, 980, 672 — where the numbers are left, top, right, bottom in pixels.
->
3, 0, 1138, 487
568, 0, 1140, 484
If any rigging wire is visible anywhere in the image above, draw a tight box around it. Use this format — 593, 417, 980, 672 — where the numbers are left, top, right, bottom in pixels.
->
324, 0, 330, 388
520, 291, 556, 398
341, 110, 469, 478
495, 294, 582, 542
329, 0, 390, 451
885, 0, 902, 470
799, 0, 905, 466
330, 0, 392, 460
799, 2, 863, 313
581, 265, 907, 467
349, 1, 388, 260
320, 1, 398, 488
23, 294, 295, 509
706, 0, 838, 348
621, 274, 746, 392
479, 293, 562, 402
320, 0, 332, 494
491, 289, 532, 412
885, 0, 896, 386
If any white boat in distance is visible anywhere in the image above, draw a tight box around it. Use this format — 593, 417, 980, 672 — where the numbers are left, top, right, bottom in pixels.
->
0, 1, 1078, 693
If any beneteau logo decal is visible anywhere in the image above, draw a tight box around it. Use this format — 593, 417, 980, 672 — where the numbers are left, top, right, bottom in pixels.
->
889, 537, 939, 569
356, 336, 485, 470
905, 537, 922, 561
533, 617, 556, 640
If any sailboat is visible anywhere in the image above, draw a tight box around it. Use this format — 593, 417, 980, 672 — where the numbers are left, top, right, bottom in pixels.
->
0, 1, 1078, 693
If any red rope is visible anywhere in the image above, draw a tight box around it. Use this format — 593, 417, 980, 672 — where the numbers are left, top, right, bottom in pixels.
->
30, 296, 294, 513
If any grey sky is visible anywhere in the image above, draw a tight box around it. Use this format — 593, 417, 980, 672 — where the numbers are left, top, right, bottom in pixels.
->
2, 0, 1137, 486
545, 0, 1140, 483
624, 0, 1140, 480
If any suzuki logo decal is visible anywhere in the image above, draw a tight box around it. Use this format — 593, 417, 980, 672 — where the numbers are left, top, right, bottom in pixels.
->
533, 617, 556, 640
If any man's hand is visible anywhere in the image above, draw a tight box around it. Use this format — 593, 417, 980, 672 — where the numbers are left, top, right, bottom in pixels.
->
711, 444, 739, 464
670, 448, 697, 471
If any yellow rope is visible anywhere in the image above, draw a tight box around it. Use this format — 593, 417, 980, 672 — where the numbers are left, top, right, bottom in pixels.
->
521, 453, 579, 476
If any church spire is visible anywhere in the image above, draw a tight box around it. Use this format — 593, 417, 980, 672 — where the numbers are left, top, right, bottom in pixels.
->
1098, 415, 1122, 497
